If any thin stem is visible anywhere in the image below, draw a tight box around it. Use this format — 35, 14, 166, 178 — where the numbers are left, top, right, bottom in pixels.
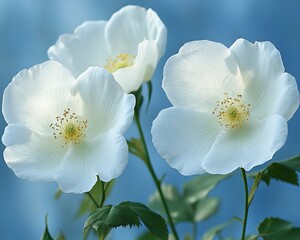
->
86, 192, 99, 208
241, 168, 249, 240
99, 181, 106, 208
134, 112, 179, 240
192, 221, 198, 240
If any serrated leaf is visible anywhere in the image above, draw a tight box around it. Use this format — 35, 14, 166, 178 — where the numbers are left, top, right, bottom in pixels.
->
194, 197, 220, 222
261, 163, 298, 186
120, 202, 168, 240
202, 221, 232, 240
84, 204, 141, 237
146, 81, 152, 112
183, 174, 229, 203
257, 217, 300, 240
128, 137, 147, 162
41, 216, 54, 240
85, 202, 168, 240
278, 155, 300, 172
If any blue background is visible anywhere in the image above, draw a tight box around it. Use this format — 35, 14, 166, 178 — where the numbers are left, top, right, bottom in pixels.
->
0, 0, 299, 239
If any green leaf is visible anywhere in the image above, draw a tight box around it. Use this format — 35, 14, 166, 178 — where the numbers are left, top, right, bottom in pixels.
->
84, 202, 168, 240
194, 197, 220, 222
127, 137, 147, 162
202, 221, 232, 240
257, 217, 300, 240
261, 163, 298, 186
183, 174, 229, 203
120, 202, 168, 240
277, 155, 300, 172
149, 184, 193, 223
146, 81, 153, 112
41, 216, 54, 240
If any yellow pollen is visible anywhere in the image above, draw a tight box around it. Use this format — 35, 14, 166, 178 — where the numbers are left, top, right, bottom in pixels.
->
212, 93, 250, 128
104, 53, 135, 73
50, 108, 88, 147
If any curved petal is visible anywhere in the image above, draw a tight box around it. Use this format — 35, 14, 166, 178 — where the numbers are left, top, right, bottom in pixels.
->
105, 5, 167, 57
202, 115, 288, 174
48, 21, 108, 78
151, 107, 221, 175
89, 133, 128, 182
229, 39, 299, 121
114, 40, 158, 93
2, 61, 77, 135
3, 125, 65, 182
72, 67, 135, 139
54, 144, 98, 193
163, 40, 243, 112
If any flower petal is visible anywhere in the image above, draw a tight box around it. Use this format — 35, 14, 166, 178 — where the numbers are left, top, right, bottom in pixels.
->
72, 67, 135, 139
152, 107, 221, 175
163, 40, 243, 112
48, 21, 108, 78
2, 61, 77, 135
105, 5, 167, 57
229, 39, 299, 121
113, 40, 158, 92
3, 125, 65, 182
202, 115, 288, 174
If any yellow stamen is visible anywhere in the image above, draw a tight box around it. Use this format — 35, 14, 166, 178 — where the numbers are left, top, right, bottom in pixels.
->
104, 53, 135, 73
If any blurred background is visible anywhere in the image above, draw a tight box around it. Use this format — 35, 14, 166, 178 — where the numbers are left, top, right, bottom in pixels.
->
0, 0, 300, 239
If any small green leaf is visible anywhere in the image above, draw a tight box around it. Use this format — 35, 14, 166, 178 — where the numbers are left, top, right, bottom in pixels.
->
202, 221, 232, 240
257, 217, 300, 240
120, 202, 168, 240
54, 188, 62, 200
84, 204, 141, 237
183, 174, 229, 203
194, 197, 220, 222
55, 233, 66, 240
261, 163, 298, 186
41, 216, 54, 240
128, 138, 147, 162
277, 155, 300, 172
146, 81, 153, 112
84, 202, 168, 240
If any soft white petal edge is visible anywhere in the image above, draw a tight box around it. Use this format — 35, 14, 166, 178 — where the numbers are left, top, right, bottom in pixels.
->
55, 132, 128, 193
202, 115, 288, 174
114, 40, 158, 93
3, 125, 65, 182
151, 107, 221, 175
48, 21, 108, 78
162, 40, 242, 112
72, 67, 135, 138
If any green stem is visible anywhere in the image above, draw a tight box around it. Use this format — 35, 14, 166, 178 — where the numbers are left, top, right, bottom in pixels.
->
99, 181, 106, 208
86, 192, 99, 208
134, 112, 180, 240
241, 168, 249, 240
192, 221, 198, 240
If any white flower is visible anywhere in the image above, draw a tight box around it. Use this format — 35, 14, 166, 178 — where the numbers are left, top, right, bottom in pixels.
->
47, 5, 167, 93
152, 39, 299, 175
2, 61, 135, 193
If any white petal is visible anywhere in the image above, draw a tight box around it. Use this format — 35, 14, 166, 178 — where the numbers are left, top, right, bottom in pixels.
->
105, 5, 167, 57
163, 40, 243, 112
2, 61, 77, 135
3, 126, 65, 182
54, 144, 97, 193
114, 40, 158, 93
152, 107, 221, 175
72, 67, 135, 139
90, 133, 128, 182
48, 21, 108, 78
229, 39, 299, 120
202, 115, 288, 174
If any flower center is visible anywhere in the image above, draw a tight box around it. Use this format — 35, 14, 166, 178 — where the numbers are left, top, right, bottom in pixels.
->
104, 53, 135, 73
212, 93, 250, 128
50, 108, 88, 147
